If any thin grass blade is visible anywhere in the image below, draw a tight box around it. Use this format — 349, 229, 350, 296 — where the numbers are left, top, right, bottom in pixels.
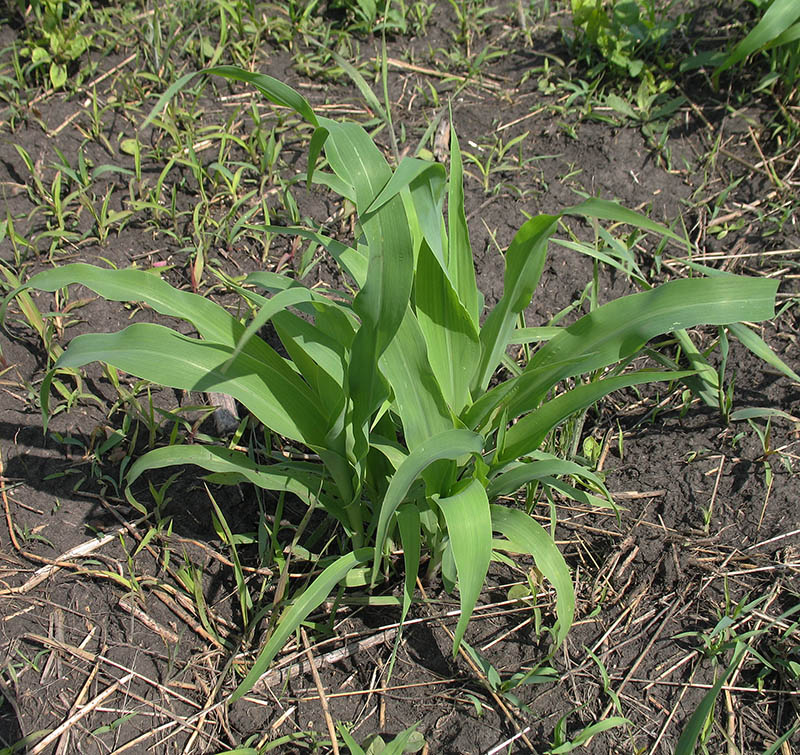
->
674, 643, 748, 755
231, 548, 372, 702
727, 321, 800, 383
473, 215, 558, 394
714, 0, 800, 80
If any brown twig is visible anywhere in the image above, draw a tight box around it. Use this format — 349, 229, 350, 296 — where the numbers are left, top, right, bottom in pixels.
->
301, 627, 340, 755
29, 673, 133, 755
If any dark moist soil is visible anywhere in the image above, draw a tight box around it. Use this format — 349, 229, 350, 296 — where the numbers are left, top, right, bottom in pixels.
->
1, 2, 799, 753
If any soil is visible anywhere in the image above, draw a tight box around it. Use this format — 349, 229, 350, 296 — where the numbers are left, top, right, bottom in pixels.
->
0, 2, 799, 754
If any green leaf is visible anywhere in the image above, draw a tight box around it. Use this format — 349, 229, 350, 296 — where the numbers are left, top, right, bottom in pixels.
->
231, 548, 371, 701
44, 323, 327, 446
473, 214, 558, 393
379, 310, 454, 450
140, 70, 200, 131
49, 61, 66, 89
729, 407, 799, 423
491, 505, 574, 647
225, 286, 317, 367
316, 117, 413, 458
714, 0, 800, 80
372, 429, 483, 582
415, 242, 480, 414
446, 120, 481, 325
566, 197, 684, 244
675, 643, 747, 755
207, 66, 318, 126
488, 454, 608, 500
438, 479, 492, 653
727, 322, 800, 383
337, 724, 367, 755
396, 504, 420, 628
507, 276, 778, 419
499, 370, 694, 463
125, 444, 330, 510
4, 263, 244, 347
549, 716, 631, 753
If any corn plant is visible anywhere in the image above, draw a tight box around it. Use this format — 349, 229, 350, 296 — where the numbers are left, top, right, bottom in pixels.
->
2, 68, 780, 702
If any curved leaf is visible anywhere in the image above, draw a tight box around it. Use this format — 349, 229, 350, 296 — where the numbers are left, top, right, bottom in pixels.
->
508, 276, 778, 418
207, 66, 318, 126
499, 369, 693, 463
379, 309, 454, 450
491, 505, 574, 647
3, 263, 241, 346
125, 444, 328, 507
714, 0, 800, 79
488, 455, 608, 500
44, 323, 327, 445
371, 429, 483, 582
473, 215, 558, 393
727, 321, 800, 383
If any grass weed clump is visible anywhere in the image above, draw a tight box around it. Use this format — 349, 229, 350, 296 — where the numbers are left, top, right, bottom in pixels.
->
2, 67, 782, 704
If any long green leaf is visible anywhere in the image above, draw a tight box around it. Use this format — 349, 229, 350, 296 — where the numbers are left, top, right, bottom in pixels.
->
207, 66, 318, 126
490, 505, 574, 647
488, 454, 608, 500
565, 197, 684, 244
473, 215, 558, 393
438, 479, 492, 653
226, 287, 316, 366
447, 119, 481, 325
415, 242, 480, 414
3, 264, 241, 346
336, 724, 366, 755
379, 309, 454, 450
674, 643, 748, 755
550, 717, 631, 753
499, 370, 694, 463
231, 548, 371, 702
714, 0, 800, 79
44, 323, 327, 445
318, 117, 414, 459
727, 321, 800, 383
396, 504, 421, 628
507, 276, 778, 419
140, 70, 200, 131
125, 444, 330, 508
